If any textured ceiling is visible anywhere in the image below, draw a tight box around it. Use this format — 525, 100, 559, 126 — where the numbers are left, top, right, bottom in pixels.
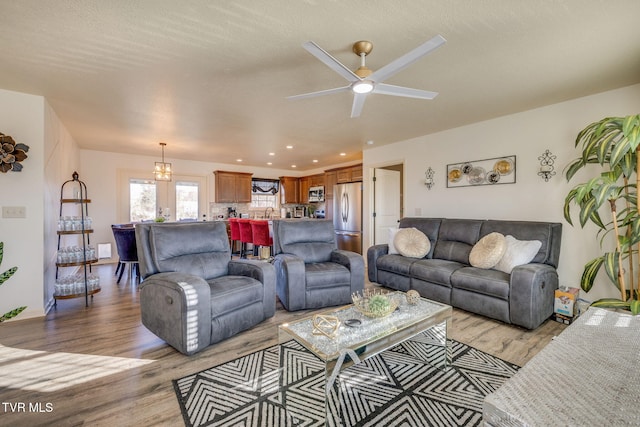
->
1, 0, 639, 171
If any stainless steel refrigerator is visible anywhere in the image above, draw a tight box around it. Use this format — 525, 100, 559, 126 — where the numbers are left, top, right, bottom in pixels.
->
333, 182, 362, 254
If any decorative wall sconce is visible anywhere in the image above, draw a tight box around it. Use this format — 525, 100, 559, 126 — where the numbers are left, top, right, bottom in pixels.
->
154, 142, 172, 181
538, 149, 556, 182
424, 167, 435, 190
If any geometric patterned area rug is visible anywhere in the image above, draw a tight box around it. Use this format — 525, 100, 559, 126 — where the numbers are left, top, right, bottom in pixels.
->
173, 332, 519, 427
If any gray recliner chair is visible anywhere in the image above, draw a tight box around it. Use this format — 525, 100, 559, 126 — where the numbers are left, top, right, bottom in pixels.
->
272, 219, 365, 311
135, 221, 276, 355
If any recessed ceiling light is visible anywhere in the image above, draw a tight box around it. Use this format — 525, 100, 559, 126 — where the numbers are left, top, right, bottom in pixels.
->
267, 162, 272, 165
236, 159, 242, 162
286, 145, 293, 149
312, 159, 318, 163
269, 152, 275, 156
340, 153, 346, 156
366, 140, 374, 145
291, 165, 297, 168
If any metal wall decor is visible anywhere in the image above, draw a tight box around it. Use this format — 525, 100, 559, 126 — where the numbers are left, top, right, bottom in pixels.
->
424, 167, 435, 189
0, 132, 29, 173
538, 149, 556, 182
447, 155, 516, 188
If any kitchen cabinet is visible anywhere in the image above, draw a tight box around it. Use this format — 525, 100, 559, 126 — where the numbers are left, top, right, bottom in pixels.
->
324, 171, 337, 221
309, 174, 325, 187
328, 164, 363, 184
279, 176, 300, 204
299, 176, 310, 203
214, 171, 253, 203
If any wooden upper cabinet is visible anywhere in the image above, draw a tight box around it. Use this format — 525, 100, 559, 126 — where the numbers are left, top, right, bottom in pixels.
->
324, 171, 337, 199
279, 176, 300, 204
214, 171, 253, 203
332, 164, 363, 184
299, 176, 310, 204
309, 174, 325, 187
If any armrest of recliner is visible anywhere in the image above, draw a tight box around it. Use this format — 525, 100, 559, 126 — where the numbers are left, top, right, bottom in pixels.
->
139, 272, 212, 355
273, 254, 306, 311
509, 263, 559, 330
332, 250, 365, 294
228, 259, 276, 318
366, 244, 389, 283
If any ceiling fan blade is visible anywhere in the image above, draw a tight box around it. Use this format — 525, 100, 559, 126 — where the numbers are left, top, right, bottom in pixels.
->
303, 41, 361, 83
373, 83, 438, 99
350, 93, 368, 118
287, 85, 351, 100
369, 35, 446, 84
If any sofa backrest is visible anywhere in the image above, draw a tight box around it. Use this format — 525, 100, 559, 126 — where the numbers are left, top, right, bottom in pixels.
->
272, 219, 337, 263
397, 217, 562, 268
479, 220, 562, 268
432, 219, 483, 264
136, 221, 231, 280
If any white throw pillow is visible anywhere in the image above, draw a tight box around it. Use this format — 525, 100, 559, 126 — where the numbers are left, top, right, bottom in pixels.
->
469, 232, 507, 269
394, 227, 431, 259
388, 227, 400, 254
494, 235, 542, 274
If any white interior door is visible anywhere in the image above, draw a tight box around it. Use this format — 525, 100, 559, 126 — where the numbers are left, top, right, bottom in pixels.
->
374, 168, 401, 244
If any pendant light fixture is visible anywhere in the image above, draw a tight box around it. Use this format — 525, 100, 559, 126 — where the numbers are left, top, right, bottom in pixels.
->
154, 142, 172, 181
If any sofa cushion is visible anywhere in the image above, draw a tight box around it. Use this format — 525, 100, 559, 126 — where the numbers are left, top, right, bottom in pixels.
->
208, 275, 264, 316
377, 254, 418, 276
494, 235, 542, 274
433, 219, 483, 264
398, 218, 442, 258
275, 220, 336, 263
149, 223, 230, 280
394, 227, 431, 258
451, 266, 510, 300
305, 262, 351, 288
410, 258, 465, 287
469, 232, 507, 269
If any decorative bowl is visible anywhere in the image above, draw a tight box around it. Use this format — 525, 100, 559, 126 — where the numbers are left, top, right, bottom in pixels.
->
352, 290, 398, 318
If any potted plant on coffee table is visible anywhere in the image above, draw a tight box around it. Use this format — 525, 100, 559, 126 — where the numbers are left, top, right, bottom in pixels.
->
564, 114, 640, 314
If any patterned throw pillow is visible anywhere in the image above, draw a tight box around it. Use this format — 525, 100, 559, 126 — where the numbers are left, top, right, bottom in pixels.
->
394, 227, 431, 259
469, 232, 507, 269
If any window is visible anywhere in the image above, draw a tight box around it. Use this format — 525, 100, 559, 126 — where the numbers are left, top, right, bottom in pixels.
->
129, 179, 156, 222
176, 181, 199, 221
250, 178, 279, 209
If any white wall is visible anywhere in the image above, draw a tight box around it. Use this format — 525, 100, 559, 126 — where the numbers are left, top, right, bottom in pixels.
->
0, 89, 46, 320
363, 83, 640, 302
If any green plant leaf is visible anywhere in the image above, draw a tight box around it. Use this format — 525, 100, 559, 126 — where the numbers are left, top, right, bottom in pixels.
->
0, 266, 18, 286
630, 299, 640, 315
590, 298, 630, 310
581, 257, 604, 293
0, 306, 27, 323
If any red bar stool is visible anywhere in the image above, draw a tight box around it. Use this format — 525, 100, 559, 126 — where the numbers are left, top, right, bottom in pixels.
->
237, 218, 253, 258
228, 218, 241, 256
250, 220, 273, 260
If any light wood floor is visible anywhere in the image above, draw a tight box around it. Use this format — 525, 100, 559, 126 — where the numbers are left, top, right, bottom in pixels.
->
0, 263, 566, 426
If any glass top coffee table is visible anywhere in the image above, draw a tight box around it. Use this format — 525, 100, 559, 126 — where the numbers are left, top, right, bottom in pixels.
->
278, 291, 452, 425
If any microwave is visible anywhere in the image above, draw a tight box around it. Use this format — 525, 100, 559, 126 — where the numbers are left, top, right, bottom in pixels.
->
308, 185, 325, 202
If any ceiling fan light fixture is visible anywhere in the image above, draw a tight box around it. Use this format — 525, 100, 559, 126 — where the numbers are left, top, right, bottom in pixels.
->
352, 80, 374, 94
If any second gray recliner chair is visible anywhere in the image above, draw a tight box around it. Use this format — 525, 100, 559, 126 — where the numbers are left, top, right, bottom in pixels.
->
272, 219, 364, 311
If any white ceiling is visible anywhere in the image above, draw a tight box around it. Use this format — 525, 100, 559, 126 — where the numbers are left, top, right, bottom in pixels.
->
1, 0, 639, 171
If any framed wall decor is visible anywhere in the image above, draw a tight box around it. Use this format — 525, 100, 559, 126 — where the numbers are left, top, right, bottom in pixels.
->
446, 155, 516, 188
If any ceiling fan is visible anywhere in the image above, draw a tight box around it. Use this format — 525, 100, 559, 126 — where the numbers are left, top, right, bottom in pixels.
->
288, 35, 446, 118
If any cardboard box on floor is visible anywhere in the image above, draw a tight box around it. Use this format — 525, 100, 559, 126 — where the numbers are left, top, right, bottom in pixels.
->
553, 287, 580, 323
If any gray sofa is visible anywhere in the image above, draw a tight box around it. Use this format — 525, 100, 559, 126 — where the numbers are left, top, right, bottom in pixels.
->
272, 219, 365, 311
367, 218, 562, 329
136, 221, 276, 355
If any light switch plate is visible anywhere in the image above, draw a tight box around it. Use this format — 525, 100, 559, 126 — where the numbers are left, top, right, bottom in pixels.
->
2, 206, 26, 218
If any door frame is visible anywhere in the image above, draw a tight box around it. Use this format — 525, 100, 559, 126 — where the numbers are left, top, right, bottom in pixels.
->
366, 160, 405, 253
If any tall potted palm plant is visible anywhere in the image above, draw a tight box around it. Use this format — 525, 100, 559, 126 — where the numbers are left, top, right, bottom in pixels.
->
564, 114, 640, 314
0, 242, 26, 322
